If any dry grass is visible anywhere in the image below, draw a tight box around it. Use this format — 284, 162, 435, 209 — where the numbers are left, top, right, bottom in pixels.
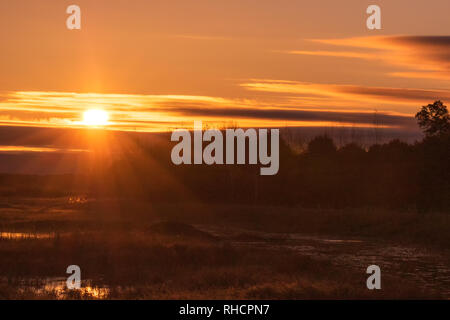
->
0, 198, 447, 299
0, 231, 442, 299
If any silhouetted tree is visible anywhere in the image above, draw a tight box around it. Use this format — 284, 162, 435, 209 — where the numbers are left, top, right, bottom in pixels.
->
307, 135, 336, 155
415, 100, 450, 137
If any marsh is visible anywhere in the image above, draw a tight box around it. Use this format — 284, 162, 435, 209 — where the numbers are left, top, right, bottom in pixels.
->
0, 197, 448, 299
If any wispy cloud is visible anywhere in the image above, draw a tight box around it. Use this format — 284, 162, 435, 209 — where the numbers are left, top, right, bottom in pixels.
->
0, 90, 420, 132
285, 50, 377, 60
286, 36, 450, 81
0, 145, 89, 154
241, 80, 450, 106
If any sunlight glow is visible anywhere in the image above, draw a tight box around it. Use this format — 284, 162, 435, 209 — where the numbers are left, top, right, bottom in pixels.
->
0, 91, 421, 132
82, 109, 109, 126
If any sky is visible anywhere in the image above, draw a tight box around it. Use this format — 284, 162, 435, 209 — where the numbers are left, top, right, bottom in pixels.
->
0, 0, 449, 135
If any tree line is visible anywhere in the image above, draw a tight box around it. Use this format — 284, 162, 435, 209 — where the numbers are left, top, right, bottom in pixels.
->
1, 101, 449, 213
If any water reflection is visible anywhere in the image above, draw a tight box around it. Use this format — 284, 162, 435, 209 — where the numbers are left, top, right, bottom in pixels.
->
0, 232, 55, 240
25, 278, 109, 299
195, 224, 450, 297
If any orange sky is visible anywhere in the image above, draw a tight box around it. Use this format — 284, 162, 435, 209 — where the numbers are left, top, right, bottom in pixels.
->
0, 0, 449, 132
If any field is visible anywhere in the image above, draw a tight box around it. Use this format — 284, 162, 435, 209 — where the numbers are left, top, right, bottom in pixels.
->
0, 197, 448, 299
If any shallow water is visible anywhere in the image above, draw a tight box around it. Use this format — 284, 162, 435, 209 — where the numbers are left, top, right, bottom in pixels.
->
42, 278, 109, 299
2, 225, 449, 298
195, 224, 450, 298
0, 232, 55, 240
19, 278, 109, 299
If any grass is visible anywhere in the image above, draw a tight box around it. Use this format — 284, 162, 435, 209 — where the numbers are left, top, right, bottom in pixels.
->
0, 197, 448, 299
1, 198, 448, 247
0, 232, 439, 299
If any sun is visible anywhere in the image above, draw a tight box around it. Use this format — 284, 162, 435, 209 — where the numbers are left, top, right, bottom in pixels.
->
82, 109, 109, 126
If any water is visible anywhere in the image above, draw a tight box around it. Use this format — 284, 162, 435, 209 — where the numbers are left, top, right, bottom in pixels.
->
40, 278, 110, 299
195, 224, 450, 297
14, 278, 110, 299
3, 227, 449, 298
0, 232, 55, 240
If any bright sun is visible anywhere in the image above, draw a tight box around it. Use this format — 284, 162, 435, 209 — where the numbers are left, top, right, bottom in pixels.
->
83, 109, 109, 126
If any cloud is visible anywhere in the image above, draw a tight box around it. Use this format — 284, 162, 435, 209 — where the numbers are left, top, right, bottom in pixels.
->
241, 80, 450, 106
287, 36, 450, 81
285, 50, 377, 60
171, 106, 416, 128
0, 90, 422, 132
